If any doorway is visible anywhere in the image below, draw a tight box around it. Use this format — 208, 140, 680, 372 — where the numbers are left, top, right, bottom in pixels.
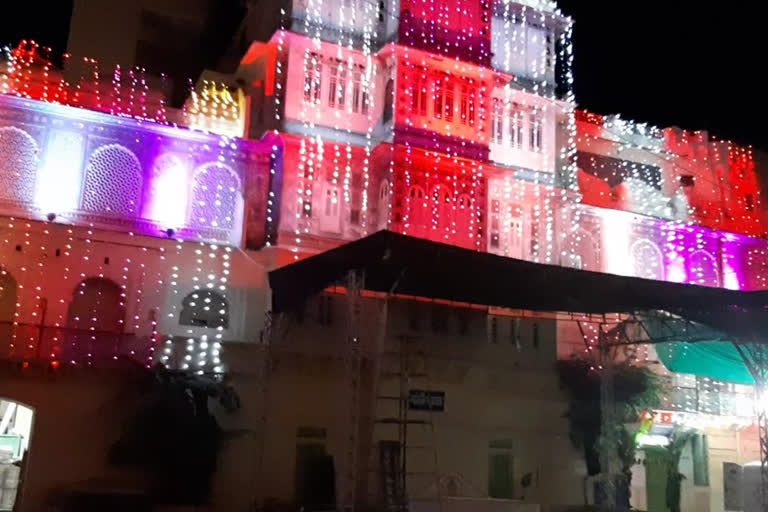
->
0, 398, 34, 511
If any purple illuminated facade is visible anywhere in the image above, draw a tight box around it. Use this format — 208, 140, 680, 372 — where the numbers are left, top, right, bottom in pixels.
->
0, 94, 275, 247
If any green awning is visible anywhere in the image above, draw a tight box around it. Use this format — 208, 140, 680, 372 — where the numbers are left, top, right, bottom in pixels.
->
642, 315, 756, 384
656, 342, 755, 385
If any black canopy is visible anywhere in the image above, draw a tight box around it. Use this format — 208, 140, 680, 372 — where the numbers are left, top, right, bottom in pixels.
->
268, 231, 768, 341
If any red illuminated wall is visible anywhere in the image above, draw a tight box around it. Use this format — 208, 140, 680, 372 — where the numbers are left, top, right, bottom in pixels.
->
576, 109, 766, 238
388, 145, 486, 250
399, 0, 491, 66
393, 46, 493, 161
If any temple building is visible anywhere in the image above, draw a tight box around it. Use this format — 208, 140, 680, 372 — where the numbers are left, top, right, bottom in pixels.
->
0, 0, 767, 511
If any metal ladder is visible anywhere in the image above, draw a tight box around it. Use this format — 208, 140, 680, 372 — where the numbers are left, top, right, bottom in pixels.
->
372, 334, 442, 512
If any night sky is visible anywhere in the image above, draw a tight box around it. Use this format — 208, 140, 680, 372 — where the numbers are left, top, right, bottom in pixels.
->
1, 1, 765, 149
558, 1, 766, 150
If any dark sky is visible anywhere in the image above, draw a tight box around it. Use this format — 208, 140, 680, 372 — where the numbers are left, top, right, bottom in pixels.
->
558, 1, 766, 150
0, 1, 73, 63
1, 1, 765, 149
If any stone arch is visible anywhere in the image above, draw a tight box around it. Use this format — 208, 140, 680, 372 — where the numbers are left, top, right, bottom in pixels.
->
67, 277, 125, 333
66, 277, 125, 363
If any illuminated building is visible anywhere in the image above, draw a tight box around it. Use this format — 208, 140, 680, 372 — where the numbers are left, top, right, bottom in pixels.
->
0, 0, 767, 510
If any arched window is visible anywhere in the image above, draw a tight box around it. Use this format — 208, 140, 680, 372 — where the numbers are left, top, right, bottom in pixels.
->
406, 185, 428, 239
455, 194, 473, 248
0, 270, 17, 354
383, 79, 394, 124
190, 163, 241, 230
179, 290, 229, 329
377, 180, 390, 231
631, 239, 664, 281
0, 127, 39, 204
431, 186, 453, 242
81, 144, 142, 216
689, 250, 719, 287
67, 278, 125, 333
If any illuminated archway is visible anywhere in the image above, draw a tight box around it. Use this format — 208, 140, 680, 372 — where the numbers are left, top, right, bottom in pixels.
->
66, 278, 125, 363
631, 239, 664, 281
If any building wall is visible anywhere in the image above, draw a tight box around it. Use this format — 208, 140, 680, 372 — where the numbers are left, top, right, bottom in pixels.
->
256, 295, 586, 511
0, 368, 150, 511
0, 93, 274, 247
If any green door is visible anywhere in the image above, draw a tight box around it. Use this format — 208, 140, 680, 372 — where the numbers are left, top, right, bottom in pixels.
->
488, 452, 513, 500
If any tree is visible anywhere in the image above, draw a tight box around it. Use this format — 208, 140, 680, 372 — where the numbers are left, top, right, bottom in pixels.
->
556, 358, 662, 508
109, 364, 240, 505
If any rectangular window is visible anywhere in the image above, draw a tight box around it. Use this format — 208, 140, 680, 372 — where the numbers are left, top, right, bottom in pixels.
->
337, 64, 346, 108
509, 103, 523, 148
529, 109, 542, 153
444, 81, 454, 122
460, 86, 469, 125
361, 88, 369, 114
304, 52, 322, 104
460, 83, 476, 126
679, 174, 695, 187
302, 198, 312, 218
411, 69, 428, 117
468, 88, 475, 126
510, 318, 521, 349
490, 199, 501, 248
324, 187, 339, 217
491, 99, 504, 145
746, 193, 755, 212
328, 63, 338, 107
489, 317, 498, 344
434, 78, 444, 120
352, 69, 362, 113
328, 61, 346, 109
545, 32, 554, 72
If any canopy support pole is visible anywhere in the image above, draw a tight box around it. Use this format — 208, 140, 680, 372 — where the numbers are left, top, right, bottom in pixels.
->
734, 343, 768, 512
598, 319, 622, 511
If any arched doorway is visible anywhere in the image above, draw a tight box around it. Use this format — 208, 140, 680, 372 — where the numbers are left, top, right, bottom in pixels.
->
0, 270, 17, 358
66, 278, 125, 364
0, 398, 34, 511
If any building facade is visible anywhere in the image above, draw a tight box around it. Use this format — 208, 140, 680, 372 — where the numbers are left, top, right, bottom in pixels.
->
0, 0, 767, 511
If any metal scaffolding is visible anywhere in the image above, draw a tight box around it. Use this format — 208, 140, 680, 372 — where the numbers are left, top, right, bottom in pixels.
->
590, 312, 768, 512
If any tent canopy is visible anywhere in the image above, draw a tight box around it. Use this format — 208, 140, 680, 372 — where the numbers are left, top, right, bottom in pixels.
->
269, 232, 768, 382
269, 232, 768, 341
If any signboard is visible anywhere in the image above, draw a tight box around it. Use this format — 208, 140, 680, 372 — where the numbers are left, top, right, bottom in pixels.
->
408, 390, 445, 412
